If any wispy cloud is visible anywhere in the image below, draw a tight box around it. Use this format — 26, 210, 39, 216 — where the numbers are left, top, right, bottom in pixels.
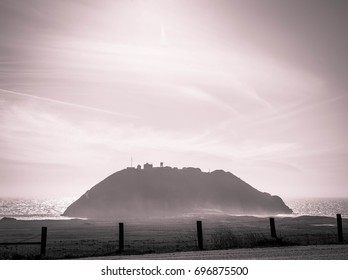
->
0, 95, 299, 168
0, 89, 135, 118
1, 0, 348, 198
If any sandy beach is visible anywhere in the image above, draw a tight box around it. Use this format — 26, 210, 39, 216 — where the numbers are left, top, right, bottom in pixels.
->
0, 215, 347, 259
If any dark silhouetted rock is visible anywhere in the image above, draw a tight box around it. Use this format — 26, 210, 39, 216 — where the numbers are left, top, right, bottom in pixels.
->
63, 166, 292, 218
1, 217, 17, 222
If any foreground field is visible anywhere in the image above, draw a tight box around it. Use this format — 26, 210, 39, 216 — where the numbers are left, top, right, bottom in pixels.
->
0, 215, 347, 259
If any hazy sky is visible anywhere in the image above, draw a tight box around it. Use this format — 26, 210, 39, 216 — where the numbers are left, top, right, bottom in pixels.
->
1, 0, 347, 198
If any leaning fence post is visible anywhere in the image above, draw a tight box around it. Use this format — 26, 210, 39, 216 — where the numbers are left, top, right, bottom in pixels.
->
337, 214, 343, 243
119, 223, 124, 252
269, 217, 277, 238
196, 220, 204, 250
40, 227, 47, 257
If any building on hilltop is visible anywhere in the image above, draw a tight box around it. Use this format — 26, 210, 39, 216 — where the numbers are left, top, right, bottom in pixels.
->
144, 163, 153, 169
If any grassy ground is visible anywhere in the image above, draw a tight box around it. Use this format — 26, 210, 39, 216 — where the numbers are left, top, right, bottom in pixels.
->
0, 215, 347, 259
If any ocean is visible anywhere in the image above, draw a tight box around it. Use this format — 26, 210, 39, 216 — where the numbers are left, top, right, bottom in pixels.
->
0, 197, 77, 220
283, 197, 348, 218
0, 197, 347, 220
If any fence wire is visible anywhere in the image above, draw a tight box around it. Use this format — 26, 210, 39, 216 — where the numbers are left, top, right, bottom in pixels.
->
0, 215, 347, 259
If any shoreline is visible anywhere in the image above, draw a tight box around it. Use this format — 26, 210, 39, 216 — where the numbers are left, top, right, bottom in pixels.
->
1, 211, 348, 222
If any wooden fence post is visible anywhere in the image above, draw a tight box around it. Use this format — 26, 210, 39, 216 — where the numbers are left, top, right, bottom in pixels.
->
269, 217, 277, 238
337, 214, 343, 243
119, 223, 124, 252
196, 220, 204, 250
40, 227, 47, 257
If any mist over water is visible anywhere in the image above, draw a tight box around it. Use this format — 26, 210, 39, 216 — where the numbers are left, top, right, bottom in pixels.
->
1, 197, 347, 220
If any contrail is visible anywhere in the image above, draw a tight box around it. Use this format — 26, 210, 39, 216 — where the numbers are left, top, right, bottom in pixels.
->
0, 88, 136, 118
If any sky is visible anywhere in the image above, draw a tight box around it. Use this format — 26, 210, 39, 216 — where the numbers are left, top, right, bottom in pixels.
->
0, 0, 347, 199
